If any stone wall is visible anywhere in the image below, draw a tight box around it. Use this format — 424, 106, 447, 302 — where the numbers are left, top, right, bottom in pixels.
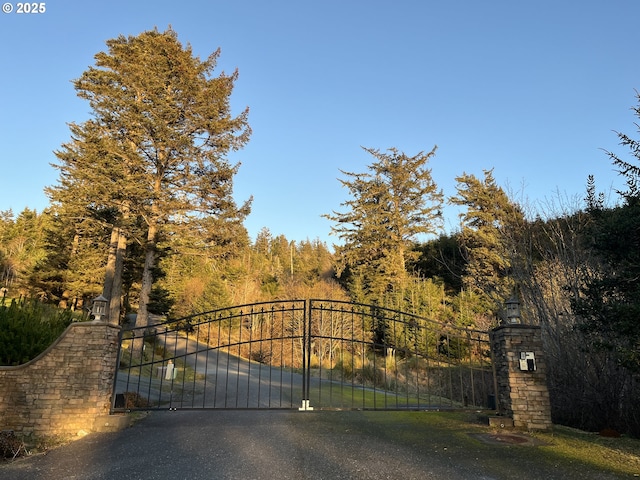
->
490, 324, 552, 430
0, 321, 121, 439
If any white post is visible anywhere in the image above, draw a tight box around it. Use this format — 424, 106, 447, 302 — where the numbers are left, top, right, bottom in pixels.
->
165, 360, 175, 380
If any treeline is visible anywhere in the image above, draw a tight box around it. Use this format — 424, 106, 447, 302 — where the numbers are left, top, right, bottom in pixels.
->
0, 211, 342, 315
0, 205, 484, 330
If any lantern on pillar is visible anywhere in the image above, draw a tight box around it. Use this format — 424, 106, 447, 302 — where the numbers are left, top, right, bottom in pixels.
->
91, 294, 109, 322
505, 295, 521, 324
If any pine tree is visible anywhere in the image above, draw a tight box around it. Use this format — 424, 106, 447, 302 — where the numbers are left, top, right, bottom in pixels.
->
604, 89, 640, 201
50, 28, 251, 330
48, 119, 136, 320
325, 147, 443, 302
574, 91, 640, 373
450, 169, 524, 313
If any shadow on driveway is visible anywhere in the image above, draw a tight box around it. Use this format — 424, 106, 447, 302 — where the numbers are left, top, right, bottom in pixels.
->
0, 410, 631, 479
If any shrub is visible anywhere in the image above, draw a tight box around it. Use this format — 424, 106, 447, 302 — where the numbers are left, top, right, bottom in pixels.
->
0, 299, 76, 366
0, 430, 27, 460
120, 392, 152, 409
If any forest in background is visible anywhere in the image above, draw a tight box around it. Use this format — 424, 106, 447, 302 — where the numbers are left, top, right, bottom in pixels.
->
1, 28, 639, 436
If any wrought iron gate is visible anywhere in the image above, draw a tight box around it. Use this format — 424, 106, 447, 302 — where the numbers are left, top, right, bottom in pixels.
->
112, 300, 495, 412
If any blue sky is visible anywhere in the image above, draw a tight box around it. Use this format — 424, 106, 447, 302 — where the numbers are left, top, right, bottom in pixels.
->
1, 1, 639, 246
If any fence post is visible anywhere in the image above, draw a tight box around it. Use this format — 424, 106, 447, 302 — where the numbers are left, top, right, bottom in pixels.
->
489, 324, 552, 430
299, 300, 313, 410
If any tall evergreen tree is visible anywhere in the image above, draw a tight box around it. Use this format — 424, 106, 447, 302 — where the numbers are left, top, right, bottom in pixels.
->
575, 91, 640, 373
50, 28, 251, 329
325, 147, 443, 301
450, 169, 524, 314
604, 89, 640, 200
48, 119, 136, 320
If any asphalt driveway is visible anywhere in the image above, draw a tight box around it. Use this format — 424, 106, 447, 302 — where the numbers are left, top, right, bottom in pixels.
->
0, 410, 632, 479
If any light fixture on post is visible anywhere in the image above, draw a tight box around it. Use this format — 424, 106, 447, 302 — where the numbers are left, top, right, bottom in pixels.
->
505, 294, 521, 324
91, 294, 109, 322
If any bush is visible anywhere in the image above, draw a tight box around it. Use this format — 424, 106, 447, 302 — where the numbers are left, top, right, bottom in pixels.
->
0, 430, 27, 460
0, 299, 76, 366
118, 392, 151, 409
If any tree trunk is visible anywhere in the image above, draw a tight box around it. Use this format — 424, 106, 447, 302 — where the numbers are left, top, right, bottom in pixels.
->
110, 227, 127, 324
102, 226, 127, 324
131, 221, 157, 358
132, 173, 161, 357
135, 221, 157, 331
136, 171, 164, 331
101, 227, 119, 321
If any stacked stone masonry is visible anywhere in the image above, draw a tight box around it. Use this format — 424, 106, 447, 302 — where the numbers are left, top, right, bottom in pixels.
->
490, 324, 553, 430
0, 322, 120, 438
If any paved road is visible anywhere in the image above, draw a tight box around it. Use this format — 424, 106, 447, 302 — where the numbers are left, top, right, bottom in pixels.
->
116, 332, 446, 411
117, 330, 306, 409
0, 410, 629, 480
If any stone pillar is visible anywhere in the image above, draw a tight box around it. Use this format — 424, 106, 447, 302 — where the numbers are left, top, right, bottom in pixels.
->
490, 324, 552, 430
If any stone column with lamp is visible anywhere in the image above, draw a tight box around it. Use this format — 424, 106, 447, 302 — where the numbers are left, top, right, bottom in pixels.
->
489, 295, 553, 430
